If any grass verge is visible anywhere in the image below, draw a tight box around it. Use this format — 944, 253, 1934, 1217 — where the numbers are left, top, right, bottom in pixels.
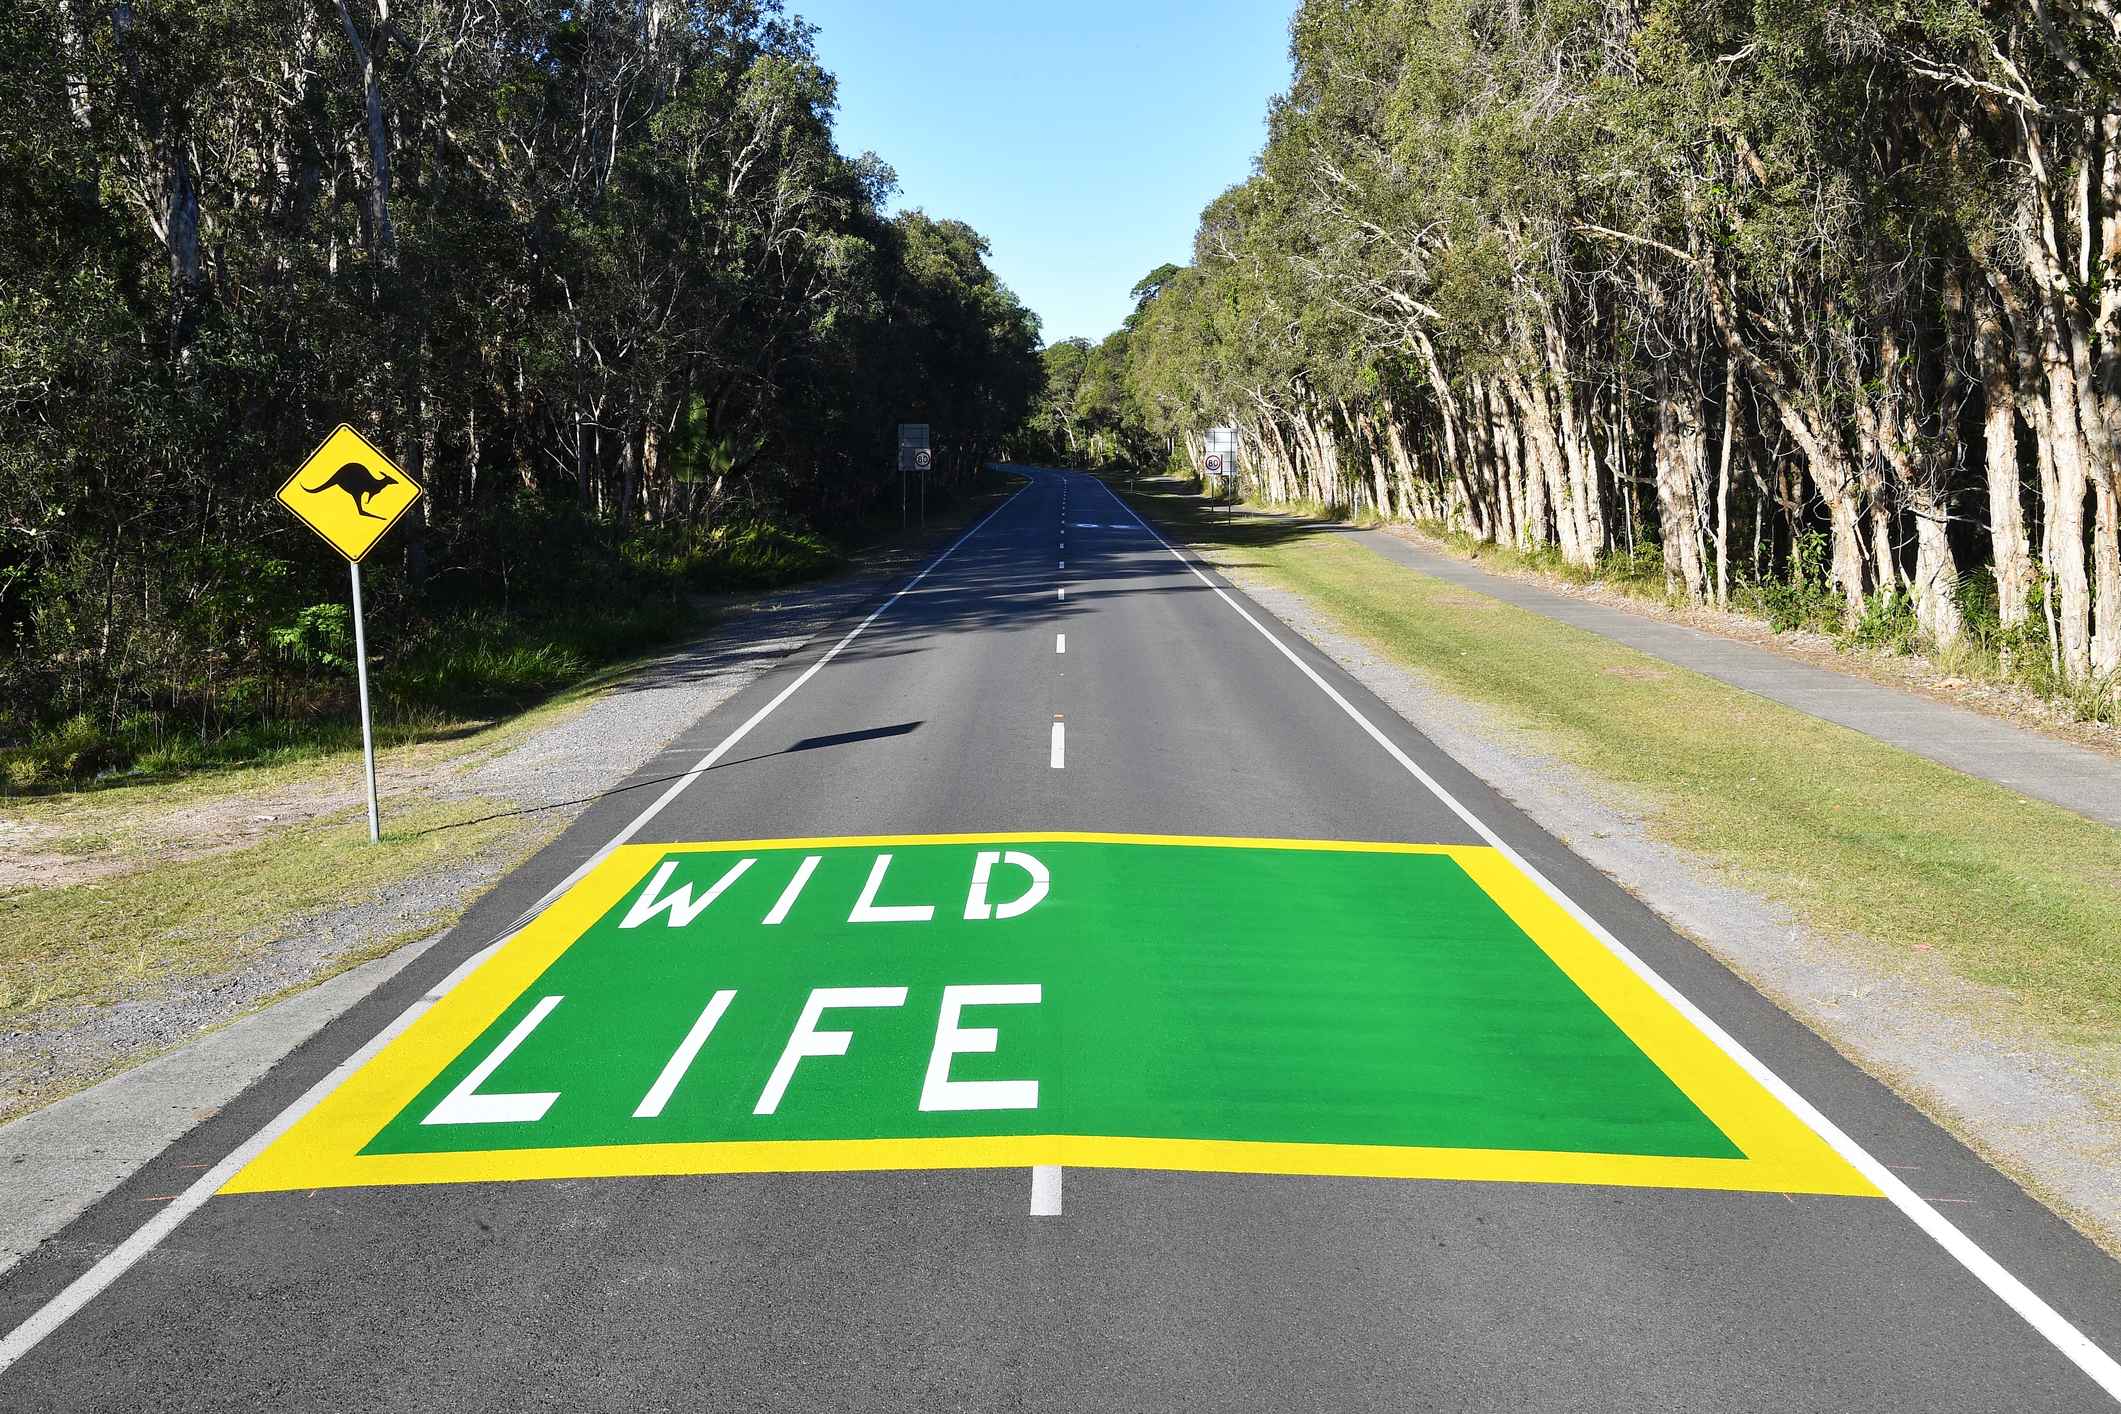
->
0, 798, 524, 1018
1124, 483, 2121, 1052
0, 793, 561, 1124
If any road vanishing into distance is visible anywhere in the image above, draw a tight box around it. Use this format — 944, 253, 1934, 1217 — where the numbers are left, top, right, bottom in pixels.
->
2, 466, 2117, 1411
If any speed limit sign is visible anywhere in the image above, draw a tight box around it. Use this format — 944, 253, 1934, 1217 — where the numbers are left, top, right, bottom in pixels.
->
1205, 453, 1223, 473
913, 448, 932, 471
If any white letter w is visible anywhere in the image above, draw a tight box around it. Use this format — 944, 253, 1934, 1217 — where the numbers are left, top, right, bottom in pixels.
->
620, 858, 755, 929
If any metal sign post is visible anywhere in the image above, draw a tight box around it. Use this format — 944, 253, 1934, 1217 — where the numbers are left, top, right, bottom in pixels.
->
348, 562, 381, 843
276, 423, 424, 844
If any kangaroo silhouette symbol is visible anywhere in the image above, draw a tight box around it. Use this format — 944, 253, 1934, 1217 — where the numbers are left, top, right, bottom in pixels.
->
304, 461, 398, 519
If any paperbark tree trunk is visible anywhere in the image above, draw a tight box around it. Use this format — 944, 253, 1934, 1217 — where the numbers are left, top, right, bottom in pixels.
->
1974, 284, 2036, 629
1652, 372, 1710, 603
1540, 313, 1606, 560
1506, 365, 1582, 564
1716, 354, 1736, 608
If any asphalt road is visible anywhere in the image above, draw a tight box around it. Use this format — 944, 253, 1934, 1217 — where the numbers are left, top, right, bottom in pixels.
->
2, 466, 2116, 1411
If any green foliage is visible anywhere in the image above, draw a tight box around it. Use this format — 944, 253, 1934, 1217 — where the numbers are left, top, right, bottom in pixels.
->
384, 606, 679, 717
269, 605, 355, 675
1020, 332, 1164, 469
1065, 0, 2121, 717
1595, 544, 1670, 596
0, 0, 1040, 789
1842, 588, 1920, 654
622, 521, 844, 592
1748, 532, 1844, 634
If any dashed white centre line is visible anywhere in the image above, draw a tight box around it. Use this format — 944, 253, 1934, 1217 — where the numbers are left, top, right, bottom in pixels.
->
1058, 587, 1066, 601
1049, 721, 1065, 769
1055, 634, 1066, 654
1030, 1163, 1063, 1216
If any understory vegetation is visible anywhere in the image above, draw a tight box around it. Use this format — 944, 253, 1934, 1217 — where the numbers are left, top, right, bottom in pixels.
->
1, 0, 1041, 790
1033, 0, 2121, 722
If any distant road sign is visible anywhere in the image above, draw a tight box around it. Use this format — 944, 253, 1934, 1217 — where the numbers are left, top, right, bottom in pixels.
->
1204, 453, 1223, 474
277, 424, 424, 564
897, 423, 930, 473
913, 448, 932, 472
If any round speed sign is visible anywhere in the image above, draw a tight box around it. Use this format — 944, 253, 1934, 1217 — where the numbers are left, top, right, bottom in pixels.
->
1204, 453, 1223, 473
912, 448, 932, 471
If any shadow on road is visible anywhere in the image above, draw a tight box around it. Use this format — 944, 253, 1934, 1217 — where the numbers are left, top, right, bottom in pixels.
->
404, 720, 926, 837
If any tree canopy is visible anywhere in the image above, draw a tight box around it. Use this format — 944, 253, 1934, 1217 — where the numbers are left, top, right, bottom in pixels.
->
1, 0, 1043, 767
1096, 0, 2121, 699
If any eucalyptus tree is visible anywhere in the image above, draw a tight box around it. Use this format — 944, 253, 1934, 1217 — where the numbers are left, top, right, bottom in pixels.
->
1115, 0, 2121, 691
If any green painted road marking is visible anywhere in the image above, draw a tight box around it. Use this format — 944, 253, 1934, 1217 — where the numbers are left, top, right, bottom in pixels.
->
225, 833, 1875, 1196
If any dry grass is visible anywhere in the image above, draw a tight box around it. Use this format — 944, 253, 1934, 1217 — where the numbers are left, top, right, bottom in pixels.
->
0, 797, 530, 1022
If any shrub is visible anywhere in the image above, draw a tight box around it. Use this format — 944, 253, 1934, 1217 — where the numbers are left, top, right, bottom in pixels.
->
1842, 587, 1920, 653
622, 520, 842, 592
1596, 543, 1667, 595
1746, 531, 1844, 634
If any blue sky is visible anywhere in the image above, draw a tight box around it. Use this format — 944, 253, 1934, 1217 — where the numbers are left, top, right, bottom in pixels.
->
790, 1, 1297, 346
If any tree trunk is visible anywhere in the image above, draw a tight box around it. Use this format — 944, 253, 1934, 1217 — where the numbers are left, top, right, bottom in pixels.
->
2095, 469, 2121, 676
1716, 353, 1735, 607
1540, 313, 1606, 560
1974, 285, 2036, 629
335, 0, 398, 269
1652, 374, 1710, 603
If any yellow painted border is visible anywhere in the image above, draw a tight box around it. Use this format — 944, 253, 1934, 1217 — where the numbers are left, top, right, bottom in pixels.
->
224, 833, 1877, 1198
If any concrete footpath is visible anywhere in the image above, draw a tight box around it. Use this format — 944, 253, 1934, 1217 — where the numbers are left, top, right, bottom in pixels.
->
1345, 526, 2121, 830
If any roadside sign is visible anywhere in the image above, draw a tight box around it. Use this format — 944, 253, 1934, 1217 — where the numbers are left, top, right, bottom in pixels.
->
1203, 427, 1240, 519
276, 423, 422, 845
897, 423, 930, 473
897, 424, 930, 529
226, 832, 1873, 1198
276, 423, 424, 565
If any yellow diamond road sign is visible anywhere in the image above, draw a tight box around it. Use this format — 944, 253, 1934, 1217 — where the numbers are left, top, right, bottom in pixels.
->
277, 423, 424, 563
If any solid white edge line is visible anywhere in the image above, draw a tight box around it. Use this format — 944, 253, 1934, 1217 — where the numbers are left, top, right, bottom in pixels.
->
0, 481, 1036, 1378
1097, 475, 2121, 1401
1031, 1163, 1064, 1216
0, 960, 451, 1372
1049, 721, 1065, 770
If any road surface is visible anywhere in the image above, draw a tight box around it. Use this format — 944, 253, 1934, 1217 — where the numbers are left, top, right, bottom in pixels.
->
2, 466, 2116, 1411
